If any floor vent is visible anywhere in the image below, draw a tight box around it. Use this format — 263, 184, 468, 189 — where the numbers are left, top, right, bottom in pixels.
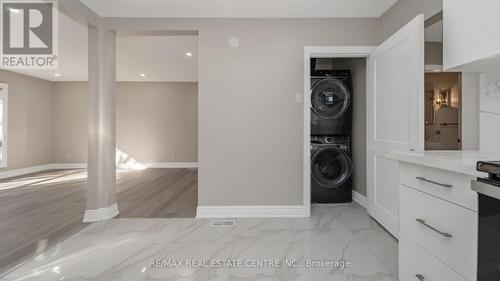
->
209, 219, 236, 227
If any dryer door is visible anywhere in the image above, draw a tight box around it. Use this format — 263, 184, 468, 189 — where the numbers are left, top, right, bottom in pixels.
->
310, 78, 350, 119
311, 147, 353, 188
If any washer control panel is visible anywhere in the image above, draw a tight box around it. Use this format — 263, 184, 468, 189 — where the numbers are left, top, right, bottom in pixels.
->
311, 135, 350, 145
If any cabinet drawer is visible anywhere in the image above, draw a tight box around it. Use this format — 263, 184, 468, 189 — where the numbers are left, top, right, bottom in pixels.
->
400, 162, 478, 211
400, 234, 469, 281
400, 185, 477, 280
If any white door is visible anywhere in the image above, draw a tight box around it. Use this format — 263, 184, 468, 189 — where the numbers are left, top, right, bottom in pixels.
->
367, 15, 425, 238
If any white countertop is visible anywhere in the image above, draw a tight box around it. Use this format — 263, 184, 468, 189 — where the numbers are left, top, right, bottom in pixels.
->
386, 150, 500, 177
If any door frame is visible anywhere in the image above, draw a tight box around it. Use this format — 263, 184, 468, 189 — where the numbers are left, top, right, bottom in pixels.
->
0, 82, 7, 168
303, 46, 375, 216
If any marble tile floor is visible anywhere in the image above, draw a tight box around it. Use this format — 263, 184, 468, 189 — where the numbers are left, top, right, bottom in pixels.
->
1, 203, 398, 281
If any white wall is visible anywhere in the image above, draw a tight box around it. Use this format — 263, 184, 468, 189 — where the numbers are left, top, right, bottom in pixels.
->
480, 71, 500, 152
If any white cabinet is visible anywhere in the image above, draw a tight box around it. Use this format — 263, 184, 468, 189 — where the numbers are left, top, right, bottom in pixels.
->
443, 0, 500, 71
400, 184, 477, 280
399, 163, 478, 211
399, 235, 469, 281
398, 162, 478, 281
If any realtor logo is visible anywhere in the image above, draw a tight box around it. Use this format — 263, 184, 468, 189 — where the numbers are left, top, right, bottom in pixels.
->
1, 0, 58, 69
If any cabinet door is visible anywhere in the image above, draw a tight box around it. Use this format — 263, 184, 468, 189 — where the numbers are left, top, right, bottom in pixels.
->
443, 0, 500, 71
367, 15, 424, 238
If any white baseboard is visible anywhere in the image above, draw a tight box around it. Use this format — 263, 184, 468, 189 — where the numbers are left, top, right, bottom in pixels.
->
0, 162, 198, 180
196, 192, 366, 218
82, 203, 119, 222
0, 164, 55, 180
144, 162, 198, 168
196, 205, 307, 218
352, 190, 367, 208
51, 163, 86, 169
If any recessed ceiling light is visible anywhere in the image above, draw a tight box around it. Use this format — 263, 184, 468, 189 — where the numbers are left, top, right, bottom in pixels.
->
185, 52, 193, 57
139, 73, 146, 77
54, 73, 61, 77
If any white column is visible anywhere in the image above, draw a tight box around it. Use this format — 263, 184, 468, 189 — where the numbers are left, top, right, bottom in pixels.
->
83, 25, 118, 222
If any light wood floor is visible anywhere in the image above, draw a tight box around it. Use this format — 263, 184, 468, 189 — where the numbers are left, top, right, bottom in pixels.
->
0, 168, 197, 274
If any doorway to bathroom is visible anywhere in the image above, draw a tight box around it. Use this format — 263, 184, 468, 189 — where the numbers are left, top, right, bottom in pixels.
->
424, 72, 462, 150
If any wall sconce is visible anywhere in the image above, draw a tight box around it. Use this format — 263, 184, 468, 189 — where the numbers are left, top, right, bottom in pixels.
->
434, 87, 451, 109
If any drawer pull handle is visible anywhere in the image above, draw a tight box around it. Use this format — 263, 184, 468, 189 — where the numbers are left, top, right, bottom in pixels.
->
415, 274, 425, 281
416, 218, 453, 238
415, 176, 452, 188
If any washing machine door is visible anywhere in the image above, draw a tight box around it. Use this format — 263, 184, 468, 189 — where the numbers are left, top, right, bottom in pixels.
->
311, 146, 353, 188
310, 78, 350, 119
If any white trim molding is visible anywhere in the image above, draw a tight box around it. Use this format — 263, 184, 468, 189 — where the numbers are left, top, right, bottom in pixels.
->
0, 163, 87, 180
196, 205, 307, 218
144, 162, 198, 168
51, 162, 198, 169
352, 190, 367, 208
0, 164, 55, 180
0, 162, 198, 180
424, 64, 443, 72
303, 46, 375, 218
51, 163, 87, 169
0, 82, 8, 169
82, 203, 119, 222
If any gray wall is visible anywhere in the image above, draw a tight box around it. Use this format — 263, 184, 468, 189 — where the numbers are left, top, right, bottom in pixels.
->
425, 42, 443, 65
0, 70, 54, 170
52, 81, 198, 164
4, 4, 446, 203
103, 18, 379, 205
0, 73, 198, 168
117, 82, 198, 163
52, 82, 87, 163
379, 0, 443, 42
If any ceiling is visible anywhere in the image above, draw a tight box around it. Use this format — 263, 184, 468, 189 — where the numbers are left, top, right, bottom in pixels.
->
117, 36, 198, 82
9, 12, 198, 82
80, 0, 398, 18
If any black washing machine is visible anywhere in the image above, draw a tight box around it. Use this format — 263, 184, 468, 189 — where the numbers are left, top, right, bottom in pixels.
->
310, 135, 353, 203
310, 69, 353, 136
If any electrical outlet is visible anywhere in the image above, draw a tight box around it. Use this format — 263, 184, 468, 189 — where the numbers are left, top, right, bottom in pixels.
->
169, 153, 176, 160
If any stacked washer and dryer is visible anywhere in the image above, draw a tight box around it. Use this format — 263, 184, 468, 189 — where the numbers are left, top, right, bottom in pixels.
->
310, 59, 353, 203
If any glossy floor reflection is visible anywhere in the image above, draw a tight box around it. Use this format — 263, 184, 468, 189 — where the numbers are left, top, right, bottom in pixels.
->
2, 203, 398, 281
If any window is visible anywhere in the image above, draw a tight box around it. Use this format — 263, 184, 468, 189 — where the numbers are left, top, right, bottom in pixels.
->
0, 83, 7, 168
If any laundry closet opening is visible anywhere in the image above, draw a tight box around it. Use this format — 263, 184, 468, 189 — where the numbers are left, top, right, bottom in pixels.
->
308, 57, 367, 205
